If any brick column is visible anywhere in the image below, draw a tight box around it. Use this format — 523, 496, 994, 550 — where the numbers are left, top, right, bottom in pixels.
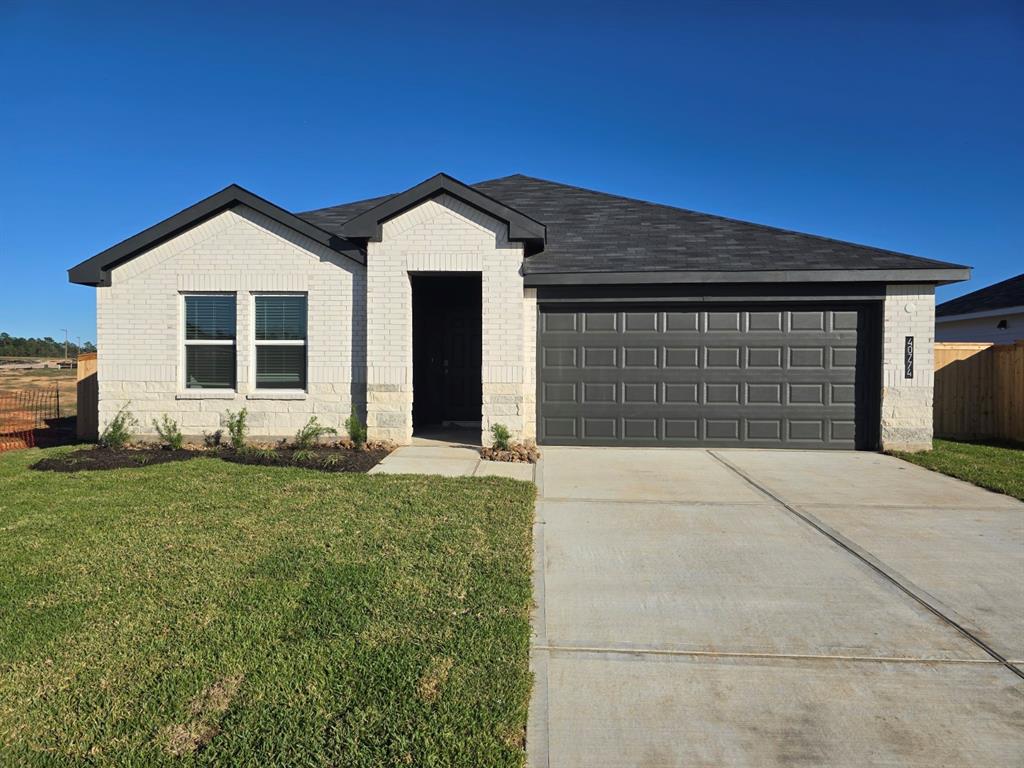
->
880, 284, 935, 452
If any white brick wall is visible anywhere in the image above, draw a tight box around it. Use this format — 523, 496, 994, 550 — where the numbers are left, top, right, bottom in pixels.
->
881, 283, 935, 452
365, 195, 530, 445
97, 206, 365, 439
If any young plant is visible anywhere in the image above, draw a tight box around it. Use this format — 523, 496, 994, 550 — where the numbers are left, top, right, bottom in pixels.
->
293, 416, 337, 450
152, 414, 184, 450
203, 429, 223, 449
490, 422, 512, 452
241, 445, 278, 463
99, 404, 138, 450
345, 406, 367, 449
320, 453, 342, 469
225, 408, 248, 450
292, 448, 318, 464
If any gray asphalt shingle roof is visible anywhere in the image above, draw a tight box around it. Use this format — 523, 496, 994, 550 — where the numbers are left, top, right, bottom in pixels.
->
299, 174, 966, 275
936, 273, 1024, 317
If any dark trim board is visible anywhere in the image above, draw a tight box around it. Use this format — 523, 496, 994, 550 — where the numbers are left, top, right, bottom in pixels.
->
68, 185, 365, 286
537, 282, 889, 303
525, 268, 970, 287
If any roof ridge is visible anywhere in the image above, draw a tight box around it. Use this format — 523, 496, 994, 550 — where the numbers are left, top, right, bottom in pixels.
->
477, 174, 966, 270
297, 174, 529, 218
299, 191, 394, 217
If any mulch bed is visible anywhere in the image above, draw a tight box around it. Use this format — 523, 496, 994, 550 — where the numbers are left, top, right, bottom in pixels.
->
32, 446, 391, 474
220, 446, 390, 473
32, 448, 196, 473
480, 443, 540, 463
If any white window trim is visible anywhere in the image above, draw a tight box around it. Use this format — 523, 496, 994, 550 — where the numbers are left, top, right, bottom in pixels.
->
250, 292, 308, 394
180, 292, 237, 393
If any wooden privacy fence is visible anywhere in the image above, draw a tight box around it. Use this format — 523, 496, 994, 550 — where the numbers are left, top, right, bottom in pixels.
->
934, 342, 1024, 442
77, 351, 98, 441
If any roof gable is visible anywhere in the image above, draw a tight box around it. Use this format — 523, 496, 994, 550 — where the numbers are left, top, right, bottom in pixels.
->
335, 173, 546, 253
69, 184, 363, 286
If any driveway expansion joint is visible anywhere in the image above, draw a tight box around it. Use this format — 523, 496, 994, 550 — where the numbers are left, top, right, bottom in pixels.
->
532, 644, 1006, 665
706, 450, 1024, 681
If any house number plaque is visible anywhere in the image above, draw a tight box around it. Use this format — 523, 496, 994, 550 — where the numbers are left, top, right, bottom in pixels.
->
904, 336, 914, 379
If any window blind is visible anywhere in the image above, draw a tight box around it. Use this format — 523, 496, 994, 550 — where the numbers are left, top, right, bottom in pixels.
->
255, 346, 307, 389
186, 346, 236, 389
185, 295, 236, 340
255, 296, 307, 341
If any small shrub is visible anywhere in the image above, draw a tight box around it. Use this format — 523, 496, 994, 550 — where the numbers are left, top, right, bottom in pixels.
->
225, 408, 248, 450
490, 423, 511, 452
345, 406, 367, 449
152, 414, 184, 450
99, 405, 138, 450
293, 416, 337, 450
246, 446, 278, 462
203, 429, 223, 449
321, 454, 342, 468
292, 448, 318, 464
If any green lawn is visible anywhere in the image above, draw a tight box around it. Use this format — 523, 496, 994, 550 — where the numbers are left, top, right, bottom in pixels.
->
0, 447, 536, 766
892, 439, 1024, 501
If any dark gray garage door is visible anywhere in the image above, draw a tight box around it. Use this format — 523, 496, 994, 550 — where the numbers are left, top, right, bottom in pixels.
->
537, 305, 878, 449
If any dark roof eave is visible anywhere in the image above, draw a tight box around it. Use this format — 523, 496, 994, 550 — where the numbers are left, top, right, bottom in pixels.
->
523, 266, 972, 287
338, 173, 547, 245
68, 184, 365, 287
935, 273, 1024, 317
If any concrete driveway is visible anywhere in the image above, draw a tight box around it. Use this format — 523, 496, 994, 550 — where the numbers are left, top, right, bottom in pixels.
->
528, 448, 1024, 767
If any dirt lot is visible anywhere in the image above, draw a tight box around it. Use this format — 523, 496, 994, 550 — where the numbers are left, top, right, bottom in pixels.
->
0, 359, 78, 415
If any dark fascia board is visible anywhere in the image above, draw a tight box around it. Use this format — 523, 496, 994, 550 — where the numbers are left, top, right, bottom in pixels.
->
536, 282, 888, 303
68, 184, 365, 287
935, 305, 1024, 323
523, 267, 972, 287
338, 173, 547, 250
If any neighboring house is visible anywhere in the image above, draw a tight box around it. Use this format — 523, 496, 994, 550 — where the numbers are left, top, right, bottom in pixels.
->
68, 173, 970, 452
935, 273, 1024, 344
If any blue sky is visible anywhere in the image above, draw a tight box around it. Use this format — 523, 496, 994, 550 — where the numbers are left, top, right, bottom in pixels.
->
1, 1, 1021, 342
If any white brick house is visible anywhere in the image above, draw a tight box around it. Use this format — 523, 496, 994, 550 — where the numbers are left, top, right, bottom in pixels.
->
70, 173, 970, 452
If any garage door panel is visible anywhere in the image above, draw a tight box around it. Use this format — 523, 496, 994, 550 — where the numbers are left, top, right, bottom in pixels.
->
831, 310, 860, 330
664, 347, 701, 368
705, 347, 742, 368
665, 311, 699, 331
582, 346, 617, 368
707, 311, 742, 331
748, 311, 784, 331
538, 304, 875, 448
623, 347, 659, 368
581, 382, 617, 403
542, 312, 578, 332
665, 383, 699, 404
582, 417, 617, 439
624, 311, 659, 331
582, 312, 617, 332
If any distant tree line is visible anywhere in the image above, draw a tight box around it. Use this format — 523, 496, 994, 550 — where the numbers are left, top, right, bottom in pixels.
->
0, 332, 96, 358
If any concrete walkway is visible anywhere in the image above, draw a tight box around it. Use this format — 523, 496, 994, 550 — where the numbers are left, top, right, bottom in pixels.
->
369, 432, 535, 481
529, 447, 1024, 767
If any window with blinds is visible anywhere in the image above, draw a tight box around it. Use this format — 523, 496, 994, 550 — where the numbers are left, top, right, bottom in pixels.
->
255, 295, 307, 389
184, 294, 236, 389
